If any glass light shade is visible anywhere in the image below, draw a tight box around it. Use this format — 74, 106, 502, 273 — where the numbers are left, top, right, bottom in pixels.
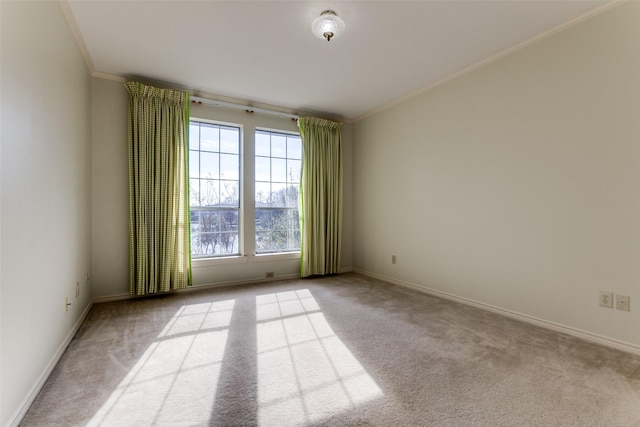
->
312, 10, 345, 41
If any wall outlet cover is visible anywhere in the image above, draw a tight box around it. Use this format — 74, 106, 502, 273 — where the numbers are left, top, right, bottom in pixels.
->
599, 291, 613, 308
616, 294, 630, 312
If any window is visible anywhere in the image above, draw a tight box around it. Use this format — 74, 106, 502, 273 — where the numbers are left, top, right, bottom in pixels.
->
188, 118, 301, 260
255, 130, 302, 253
189, 121, 240, 257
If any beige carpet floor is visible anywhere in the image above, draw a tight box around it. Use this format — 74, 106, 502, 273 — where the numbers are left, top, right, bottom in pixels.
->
21, 273, 640, 426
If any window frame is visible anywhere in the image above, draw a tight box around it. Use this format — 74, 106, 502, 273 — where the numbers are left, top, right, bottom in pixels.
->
189, 119, 243, 259
254, 128, 302, 255
188, 116, 302, 268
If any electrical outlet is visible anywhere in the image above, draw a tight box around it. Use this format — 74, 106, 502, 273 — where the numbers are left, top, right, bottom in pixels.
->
265, 272, 275, 278
599, 291, 613, 308
616, 294, 630, 312
392, 255, 397, 264
65, 298, 71, 312
76, 281, 80, 298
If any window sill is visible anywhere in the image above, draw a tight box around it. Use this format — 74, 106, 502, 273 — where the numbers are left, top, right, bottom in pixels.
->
192, 255, 248, 268
253, 252, 301, 262
191, 252, 300, 268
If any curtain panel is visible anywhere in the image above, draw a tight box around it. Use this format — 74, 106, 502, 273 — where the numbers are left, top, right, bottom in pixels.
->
298, 117, 343, 277
126, 82, 192, 295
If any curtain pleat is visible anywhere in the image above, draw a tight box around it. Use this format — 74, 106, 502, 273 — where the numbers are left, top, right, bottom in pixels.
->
299, 117, 343, 277
126, 82, 192, 295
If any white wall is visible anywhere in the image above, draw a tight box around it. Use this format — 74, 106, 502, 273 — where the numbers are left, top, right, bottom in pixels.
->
353, 2, 640, 347
91, 79, 353, 298
91, 78, 129, 299
0, 1, 93, 425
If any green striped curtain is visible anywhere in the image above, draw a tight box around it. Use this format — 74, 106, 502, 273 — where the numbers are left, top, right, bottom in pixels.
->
125, 82, 192, 295
298, 117, 343, 277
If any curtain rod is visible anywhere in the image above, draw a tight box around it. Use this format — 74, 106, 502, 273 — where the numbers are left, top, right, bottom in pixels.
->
191, 96, 299, 121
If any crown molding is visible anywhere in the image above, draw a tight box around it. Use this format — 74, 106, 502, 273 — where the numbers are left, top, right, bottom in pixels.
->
92, 71, 126, 83
59, 0, 96, 75
354, 0, 623, 123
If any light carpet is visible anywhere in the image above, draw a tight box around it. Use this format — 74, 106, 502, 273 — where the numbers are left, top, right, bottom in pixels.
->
21, 273, 640, 426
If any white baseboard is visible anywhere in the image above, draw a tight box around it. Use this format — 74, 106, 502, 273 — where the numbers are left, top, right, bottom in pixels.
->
10, 272, 317, 424
92, 292, 134, 303
7, 299, 94, 427
92, 273, 305, 303
181, 273, 302, 293
92, 269, 356, 304
354, 269, 640, 357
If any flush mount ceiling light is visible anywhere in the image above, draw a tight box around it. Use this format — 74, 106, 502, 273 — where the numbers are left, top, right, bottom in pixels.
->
312, 10, 345, 42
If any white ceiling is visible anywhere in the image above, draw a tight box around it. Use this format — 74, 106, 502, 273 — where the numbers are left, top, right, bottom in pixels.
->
65, 0, 608, 121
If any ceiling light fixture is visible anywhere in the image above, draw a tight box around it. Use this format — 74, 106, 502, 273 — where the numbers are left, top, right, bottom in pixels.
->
312, 10, 345, 42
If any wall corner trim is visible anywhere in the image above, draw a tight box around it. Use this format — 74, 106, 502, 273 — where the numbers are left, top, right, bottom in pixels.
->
353, 269, 640, 357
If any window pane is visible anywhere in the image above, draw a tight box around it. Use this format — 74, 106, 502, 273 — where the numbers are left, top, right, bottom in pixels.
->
191, 236, 202, 255
272, 210, 291, 251
286, 184, 299, 207
220, 180, 239, 206
220, 127, 239, 154
220, 211, 238, 232
287, 136, 302, 159
189, 150, 199, 178
196, 233, 217, 255
191, 209, 240, 257
290, 210, 300, 228
200, 211, 219, 232
255, 182, 270, 207
271, 183, 286, 207
190, 210, 201, 239
288, 229, 301, 251
201, 179, 220, 206
256, 209, 271, 231
271, 158, 286, 182
220, 154, 239, 180
190, 179, 200, 206
271, 209, 289, 230
255, 208, 299, 252
201, 152, 219, 179
272, 229, 288, 251
189, 124, 200, 150
255, 132, 270, 156
213, 209, 239, 255
218, 232, 239, 254
256, 230, 272, 252
288, 159, 301, 183
272, 135, 286, 157
255, 156, 270, 181
200, 124, 219, 152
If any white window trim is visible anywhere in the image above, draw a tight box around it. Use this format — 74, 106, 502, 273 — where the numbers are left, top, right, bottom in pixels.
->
192, 255, 249, 268
189, 115, 302, 267
189, 119, 243, 258
253, 252, 301, 262
254, 128, 302, 254
192, 252, 300, 269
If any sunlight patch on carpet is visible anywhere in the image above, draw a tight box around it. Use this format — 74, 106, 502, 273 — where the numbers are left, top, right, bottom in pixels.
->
87, 300, 235, 427
256, 289, 383, 425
